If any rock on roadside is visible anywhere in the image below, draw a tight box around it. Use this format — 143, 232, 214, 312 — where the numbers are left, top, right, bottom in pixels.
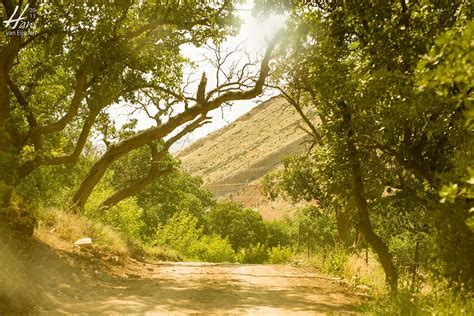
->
74, 237, 92, 248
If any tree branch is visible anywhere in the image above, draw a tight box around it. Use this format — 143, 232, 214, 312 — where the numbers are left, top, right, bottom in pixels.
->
27, 69, 88, 137
17, 107, 101, 179
71, 36, 279, 210
98, 115, 210, 210
7, 77, 43, 150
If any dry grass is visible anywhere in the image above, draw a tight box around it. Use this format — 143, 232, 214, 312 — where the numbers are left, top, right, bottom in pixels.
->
177, 96, 317, 220
35, 208, 130, 256
292, 249, 387, 295
343, 251, 387, 294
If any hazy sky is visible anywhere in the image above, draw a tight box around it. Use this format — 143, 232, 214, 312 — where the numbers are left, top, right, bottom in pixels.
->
109, 1, 286, 151
173, 3, 286, 149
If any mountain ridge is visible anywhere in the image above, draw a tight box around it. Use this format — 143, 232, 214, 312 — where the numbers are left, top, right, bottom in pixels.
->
176, 96, 317, 219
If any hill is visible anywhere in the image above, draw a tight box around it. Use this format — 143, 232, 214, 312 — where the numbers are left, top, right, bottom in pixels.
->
177, 96, 317, 219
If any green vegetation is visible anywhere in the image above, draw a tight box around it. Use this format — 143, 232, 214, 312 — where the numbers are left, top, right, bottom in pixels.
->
1, 0, 472, 314
267, 245, 292, 264
256, 0, 473, 312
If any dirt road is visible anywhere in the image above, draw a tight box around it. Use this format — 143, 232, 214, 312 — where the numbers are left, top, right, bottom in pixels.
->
41, 261, 362, 315
2, 229, 364, 315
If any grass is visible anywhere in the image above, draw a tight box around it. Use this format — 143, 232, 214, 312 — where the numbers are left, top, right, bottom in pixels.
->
36, 208, 130, 256
292, 248, 386, 293
364, 284, 474, 315
35, 207, 187, 263
293, 247, 473, 315
343, 251, 386, 294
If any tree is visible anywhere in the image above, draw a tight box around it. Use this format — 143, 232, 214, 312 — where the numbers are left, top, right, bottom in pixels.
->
206, 201, 267, 250
0, 0, 234, 205
70, 35, 277, 210
0, 1, 278, 216
98, 114, 210, 211
108, 147, 214, 240
262, 152, 352, 246
257, 0, 473, 290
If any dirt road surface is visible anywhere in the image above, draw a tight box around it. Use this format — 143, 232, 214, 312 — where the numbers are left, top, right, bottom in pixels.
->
2, 229, 365, 315
41, 261, 362, 315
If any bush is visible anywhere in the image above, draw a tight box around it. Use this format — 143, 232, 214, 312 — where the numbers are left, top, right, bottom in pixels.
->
322, 245, 348, 276
191, 235, 236, 263
156, 212, 236, 263
84, 180, 144, 239
156, 211, 202, 258
15, 165, 85, 208
267, 245, 293, 264
102, 199, 144, 239
237, 243, 268, 264
290, 206, 337, 256
367, 285, 474, 315
264, 220, 292, 248
206, 202, 267, 250
136, 169, 214, 240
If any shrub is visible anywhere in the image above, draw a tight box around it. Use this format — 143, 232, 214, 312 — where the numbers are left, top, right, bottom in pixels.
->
136, 169, 214, 240
290, 206, 337, 256
322, 245, 348, 276
206, 202, 267, 250
191, 235, 236, 263
102, 199, 144, 239
264, 220, 292, 248
267, 245, 293, 264
84, 180, 144, 239
237, 243, 268, 264
156, 211, 202, 258
155, 212, 237, 263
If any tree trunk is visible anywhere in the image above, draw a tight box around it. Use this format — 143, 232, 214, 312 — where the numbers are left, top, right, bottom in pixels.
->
1, 187, 13, 209
342, 101, 398, 291
350, 158, 398, 291
411, 239, 420, 291
334, 205, 351, 247
99, 169, 172, 210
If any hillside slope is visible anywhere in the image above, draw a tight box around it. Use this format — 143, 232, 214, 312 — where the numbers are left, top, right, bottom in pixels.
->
177, 96, 317, 219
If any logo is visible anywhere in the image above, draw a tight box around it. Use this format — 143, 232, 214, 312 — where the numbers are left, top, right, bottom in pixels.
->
3, 4, 37, 36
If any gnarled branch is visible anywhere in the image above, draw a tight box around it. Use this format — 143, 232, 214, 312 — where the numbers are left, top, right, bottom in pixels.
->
98, 114, 210, 210
71, 36, 279, 211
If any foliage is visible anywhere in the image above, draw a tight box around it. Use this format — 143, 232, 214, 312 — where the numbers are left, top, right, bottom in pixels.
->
1, 0, 275, 219
77, 144, 214, 241
263, 155, 320, 203
258, 0, 474, 290
417, 20, 474, 127
290, 206, 338, 256
267, 245, 292, 264
155, 211, 237, 263
15, 158, 94, 208
101, 200, 144, 240
155, 211, 202, 258
84, 178, 144, 239
206, 202, 267, 250
322, 245, 348, 277
264, 220, 292, 248
130, 168, 213, 240
237, 243, 268, 264
190, 235, 236, 263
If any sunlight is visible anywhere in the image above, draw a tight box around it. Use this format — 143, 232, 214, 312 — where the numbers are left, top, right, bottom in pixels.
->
173, 7, 287, 146
239, 12, 287, 50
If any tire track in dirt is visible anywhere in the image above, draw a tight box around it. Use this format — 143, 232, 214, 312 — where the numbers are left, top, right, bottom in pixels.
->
41, 262, 362, 315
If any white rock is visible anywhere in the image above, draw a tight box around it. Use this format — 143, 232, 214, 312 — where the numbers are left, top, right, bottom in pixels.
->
356, 284, 371, 292
74, 237, 92, 248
